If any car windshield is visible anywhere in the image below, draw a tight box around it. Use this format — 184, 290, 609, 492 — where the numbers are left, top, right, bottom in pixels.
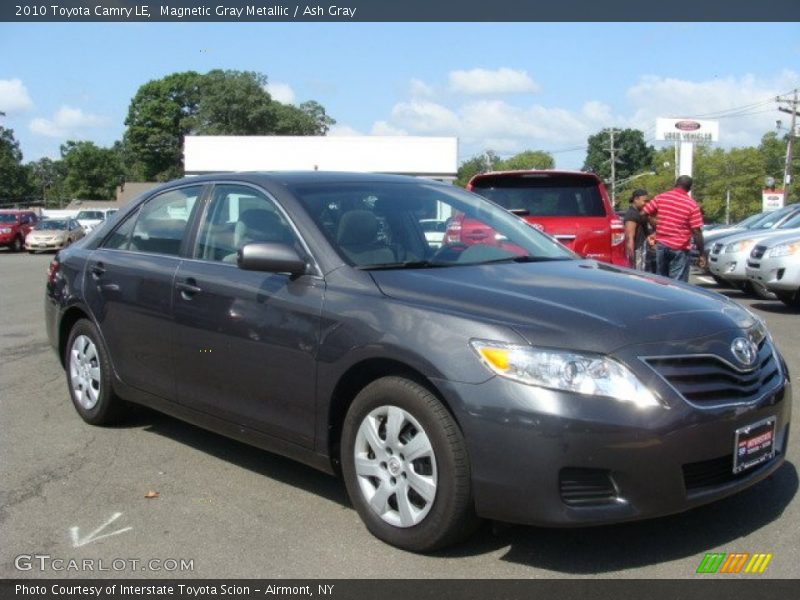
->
751, 205, 799, 230
0, 214, 18, 223
470, 175, 606, 217
292, 180, 576, 269
76, 211, 104, 220
35, 219, 67, 230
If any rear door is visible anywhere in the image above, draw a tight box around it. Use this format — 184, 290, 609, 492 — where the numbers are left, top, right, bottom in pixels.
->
469, 173, 615, 262
83, 184, 204, 400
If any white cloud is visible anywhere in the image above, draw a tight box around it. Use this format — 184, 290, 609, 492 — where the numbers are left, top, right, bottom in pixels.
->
0, 79, 34, 113
409, 78, 435, 98
265, 81, 296, 105
327, 124, 364, 136
626, 71, 799, 146
390, 100, 460, 133
448, 68, 540, 95
29, 106, 109, 138
370, 121, 408, 136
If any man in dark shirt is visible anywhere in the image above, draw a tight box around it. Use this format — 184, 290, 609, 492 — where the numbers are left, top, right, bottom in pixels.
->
623, 189, 654, 271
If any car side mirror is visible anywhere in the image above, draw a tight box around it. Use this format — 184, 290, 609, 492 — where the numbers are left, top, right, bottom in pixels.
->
238, 242, 307, 276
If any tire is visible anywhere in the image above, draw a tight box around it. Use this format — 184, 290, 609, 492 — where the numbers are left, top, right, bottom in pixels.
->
65, 319, 125, 425
341, 376, 478, 552
775, 290, 800, 309
711, 275, 729, 287
751, 282, 777, 301
27, 250, 35, 254
12, 236, 23, 252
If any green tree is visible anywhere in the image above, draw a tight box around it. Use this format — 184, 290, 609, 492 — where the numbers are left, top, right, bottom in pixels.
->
29, 157, 67, 207
61, 141, 124, 200
123, 71, 203, 181
583, 128, 655, 185
497, 150, 555, 171
123, 70, 336, 181
455, 151, 500, 188
0, 119, 33, 202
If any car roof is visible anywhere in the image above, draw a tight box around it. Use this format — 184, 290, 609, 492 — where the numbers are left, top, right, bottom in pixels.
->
469, 169, 601, 181
167, 171, 449, 187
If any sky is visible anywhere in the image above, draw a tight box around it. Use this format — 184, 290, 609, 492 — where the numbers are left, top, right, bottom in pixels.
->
1, 22, 799, 170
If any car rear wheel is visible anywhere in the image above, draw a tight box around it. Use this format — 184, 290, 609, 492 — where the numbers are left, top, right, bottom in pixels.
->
12, 236, 23, 252
66, 319, 125, 425
341, 376, 478, 552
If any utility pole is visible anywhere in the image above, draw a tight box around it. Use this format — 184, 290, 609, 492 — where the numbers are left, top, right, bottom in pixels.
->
606, 128, 619, 205
778, 89, 799, 202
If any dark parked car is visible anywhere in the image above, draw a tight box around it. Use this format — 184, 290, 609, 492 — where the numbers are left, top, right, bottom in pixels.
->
46, 172, 791, 552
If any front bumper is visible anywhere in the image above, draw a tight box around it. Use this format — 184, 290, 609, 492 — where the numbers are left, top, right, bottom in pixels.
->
709, 251, 749, 282
746, 255, 800, 293
26, 239, 67, 251
433, 341, 791, 527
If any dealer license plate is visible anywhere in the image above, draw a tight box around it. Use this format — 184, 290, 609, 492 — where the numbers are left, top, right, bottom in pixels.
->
733, 417, 776, 474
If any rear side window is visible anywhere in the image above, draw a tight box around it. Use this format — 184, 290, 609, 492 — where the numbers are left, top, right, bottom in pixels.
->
471, 175, 607, 217
103, 186, 202, 255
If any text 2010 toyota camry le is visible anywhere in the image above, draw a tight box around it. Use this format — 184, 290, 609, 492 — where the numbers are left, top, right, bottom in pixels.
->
45, 172, 791, 552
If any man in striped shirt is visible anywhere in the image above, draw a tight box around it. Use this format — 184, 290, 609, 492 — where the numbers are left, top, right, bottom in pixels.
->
642, 175, 705, 281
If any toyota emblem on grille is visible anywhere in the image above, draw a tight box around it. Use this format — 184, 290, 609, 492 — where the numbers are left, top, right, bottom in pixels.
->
731, 337, 758, 367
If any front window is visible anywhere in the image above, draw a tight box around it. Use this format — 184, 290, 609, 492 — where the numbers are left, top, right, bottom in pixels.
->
0, 214, 18, 223
76, 211, 104, 220
292, 181, 575, 269
35, 220, 68, 230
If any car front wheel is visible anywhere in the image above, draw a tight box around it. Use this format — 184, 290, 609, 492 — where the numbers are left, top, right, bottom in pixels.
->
341, 376, 478, 552
66, 319, 125, 425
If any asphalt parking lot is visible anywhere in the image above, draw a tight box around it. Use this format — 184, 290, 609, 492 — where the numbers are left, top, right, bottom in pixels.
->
1, 250, 799, 579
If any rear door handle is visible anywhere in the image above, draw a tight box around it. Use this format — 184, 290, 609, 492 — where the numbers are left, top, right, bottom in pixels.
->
90, 263, 106, 278
176, 279, 202, 299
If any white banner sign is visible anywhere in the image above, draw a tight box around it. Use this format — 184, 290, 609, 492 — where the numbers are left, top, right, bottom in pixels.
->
762, 189, 785, 212
656, 118, 719, 143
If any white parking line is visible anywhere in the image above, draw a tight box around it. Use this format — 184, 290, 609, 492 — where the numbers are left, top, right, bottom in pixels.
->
696, 276, 716, 285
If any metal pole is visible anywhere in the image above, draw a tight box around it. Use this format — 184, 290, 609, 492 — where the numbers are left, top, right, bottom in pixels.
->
726, 190, 730, 225
783, 89, 797, 201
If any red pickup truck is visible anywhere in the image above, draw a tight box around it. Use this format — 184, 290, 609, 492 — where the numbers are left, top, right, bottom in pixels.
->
0, 210, 38, 252
451, 170, 626, 266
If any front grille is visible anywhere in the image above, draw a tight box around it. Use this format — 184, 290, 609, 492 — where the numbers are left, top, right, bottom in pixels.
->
645, 341, 781, 407
751, 245, 767, 260
559, 468, 617, 506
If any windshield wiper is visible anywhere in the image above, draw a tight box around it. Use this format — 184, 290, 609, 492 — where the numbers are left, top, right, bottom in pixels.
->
471, 255, 573, 265
359, 260, 447, 271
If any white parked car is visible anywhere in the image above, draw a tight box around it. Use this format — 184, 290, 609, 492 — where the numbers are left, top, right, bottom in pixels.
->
745, 232, 800, 307
75, 208, 118, 232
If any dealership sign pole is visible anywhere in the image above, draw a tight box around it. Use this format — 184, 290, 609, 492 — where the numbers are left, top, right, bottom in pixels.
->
655, 118, 720, 183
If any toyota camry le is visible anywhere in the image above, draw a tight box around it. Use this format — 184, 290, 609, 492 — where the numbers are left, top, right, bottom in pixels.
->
45, 172, 791, 552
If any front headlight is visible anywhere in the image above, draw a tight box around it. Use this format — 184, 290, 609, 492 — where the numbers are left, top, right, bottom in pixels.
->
767, 242, 800, 258
470, 340, 659, 408
725, 239, 755, 254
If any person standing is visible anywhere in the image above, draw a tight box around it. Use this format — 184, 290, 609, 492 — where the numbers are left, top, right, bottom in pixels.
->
623, 188, 654, 271
642, 175, 705, 281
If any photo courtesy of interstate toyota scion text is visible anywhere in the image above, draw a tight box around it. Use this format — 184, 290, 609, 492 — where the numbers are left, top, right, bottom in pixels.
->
45, 172, 791, 552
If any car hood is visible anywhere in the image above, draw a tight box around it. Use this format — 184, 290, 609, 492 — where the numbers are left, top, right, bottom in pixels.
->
370, 260, 756, 354
710, 227, 800, 248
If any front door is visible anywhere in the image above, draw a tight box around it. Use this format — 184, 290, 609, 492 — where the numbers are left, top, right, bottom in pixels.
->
172, 184, 323, 447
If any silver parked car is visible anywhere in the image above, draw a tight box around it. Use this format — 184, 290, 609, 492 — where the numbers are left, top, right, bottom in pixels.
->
708, 206, 800, 293
746, 232, 800, 307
